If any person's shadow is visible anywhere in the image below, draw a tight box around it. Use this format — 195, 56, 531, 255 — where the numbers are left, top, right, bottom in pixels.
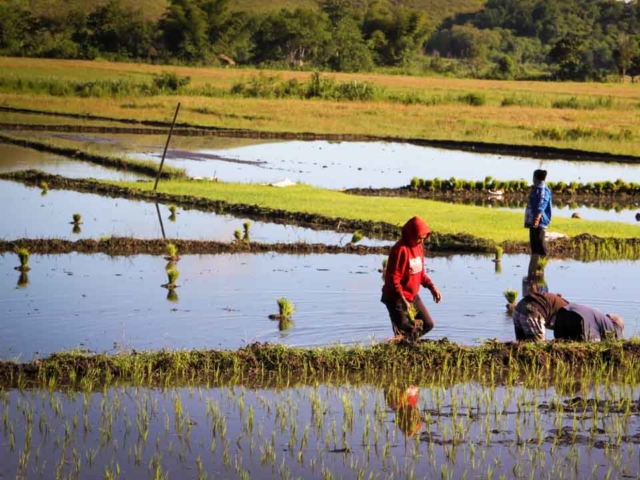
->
384, 385, 424, 438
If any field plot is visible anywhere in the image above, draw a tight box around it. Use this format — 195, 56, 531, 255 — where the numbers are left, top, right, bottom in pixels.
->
1, 179, 389, 245
1, 379, 640, 479
1, 252, 638, 358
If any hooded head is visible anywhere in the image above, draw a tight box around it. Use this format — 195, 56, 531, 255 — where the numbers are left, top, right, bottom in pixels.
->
607, 313, 624, 330
401, 216, 431, 247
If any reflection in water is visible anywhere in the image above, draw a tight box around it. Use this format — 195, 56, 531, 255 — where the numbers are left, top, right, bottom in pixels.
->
71, 224, 82, 235
155, 203, 166, 239
278, 318, 293, 332
166, 289, 179, 303
2, 382, 638, 479
16, 271, 29, 289
523, 255, 549, 297
385, 385, 423, 438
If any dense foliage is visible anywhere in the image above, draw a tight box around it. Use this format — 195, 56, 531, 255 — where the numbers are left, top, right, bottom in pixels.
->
1, 0, 640, 79
428, 0, 640, 80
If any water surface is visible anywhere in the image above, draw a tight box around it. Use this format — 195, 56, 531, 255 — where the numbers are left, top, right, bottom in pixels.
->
0, 143, 142, 181
24, 132, 640, 189
2, 180, 389, 244
0, 382, 636, 479
1, 253, 637, 358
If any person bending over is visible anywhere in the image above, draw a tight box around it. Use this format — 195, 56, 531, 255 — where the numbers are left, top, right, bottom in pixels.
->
381, 216, 442, 342
513, 292, 568, 341
554, 304, 624, 342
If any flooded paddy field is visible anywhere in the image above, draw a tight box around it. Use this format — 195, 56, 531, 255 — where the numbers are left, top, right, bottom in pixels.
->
8, 130, 640, 189
1, 379, 639, 479
2, 180, 389, 245
0, 144, 143, 181
1, 252, 638, 358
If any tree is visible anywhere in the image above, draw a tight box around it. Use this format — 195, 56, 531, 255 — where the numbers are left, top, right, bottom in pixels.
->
86, 0, 154, 59
548, 36, 588, 80
362, 2, 430, 66
159, 0, 209, 62
329, 17, 374, 72
254, 9, 331, 67
0, 1, 34, 55
614, 33, 638, 81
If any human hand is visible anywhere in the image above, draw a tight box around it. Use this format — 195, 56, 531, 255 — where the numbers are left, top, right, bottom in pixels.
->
431, 287, 442, 304
533, 214, 541, 228
402, 297, 411, 311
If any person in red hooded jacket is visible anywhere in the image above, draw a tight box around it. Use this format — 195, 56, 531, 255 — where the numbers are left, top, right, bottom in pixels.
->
381, 216, 442, 341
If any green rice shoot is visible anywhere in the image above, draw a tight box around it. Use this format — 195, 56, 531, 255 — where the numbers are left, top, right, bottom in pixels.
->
277, 298, 295, 318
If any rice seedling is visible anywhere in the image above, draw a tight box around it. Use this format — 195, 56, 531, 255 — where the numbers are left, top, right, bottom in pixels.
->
164, 243, 179, 261
350, 231, 364, 244
494, 246, 503, 262
71, 213, 82, 225
233, 229, 243, 242
168, 205, 177, 222
503, 289, 518, 312
40, 181, 48, 195
14, 247, 31, 272
277, 298, 295, 319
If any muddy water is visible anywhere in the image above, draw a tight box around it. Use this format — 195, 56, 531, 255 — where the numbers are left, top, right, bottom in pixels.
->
1, 252, 637, 358
0, 143, 143, 181
29, 131, 640, 187
1, 382, 638, 479
1, 180, 389, 244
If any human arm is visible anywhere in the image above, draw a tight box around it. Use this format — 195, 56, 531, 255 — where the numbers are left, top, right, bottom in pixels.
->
533, 185, 550, 228
421, 264, 442, 303
387, 248, 411, 308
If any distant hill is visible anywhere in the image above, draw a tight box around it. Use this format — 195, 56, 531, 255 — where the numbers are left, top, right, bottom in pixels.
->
26, 0, 486, 31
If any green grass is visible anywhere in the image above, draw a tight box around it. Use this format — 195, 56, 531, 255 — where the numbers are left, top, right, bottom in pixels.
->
115, 179, 640, 243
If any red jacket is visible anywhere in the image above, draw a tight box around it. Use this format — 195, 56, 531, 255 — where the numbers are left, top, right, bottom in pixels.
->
382, 216, 435, 302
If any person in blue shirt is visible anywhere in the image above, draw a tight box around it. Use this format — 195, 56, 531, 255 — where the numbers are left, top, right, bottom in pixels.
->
554, 304, 624, 342
524, 169, 552, 256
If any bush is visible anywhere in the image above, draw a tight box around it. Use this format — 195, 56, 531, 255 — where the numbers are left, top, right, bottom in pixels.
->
152, 72, 191, 92
458, 92, 486, 106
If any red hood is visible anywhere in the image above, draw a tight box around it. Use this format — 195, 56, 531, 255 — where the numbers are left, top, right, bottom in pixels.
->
401, 216, 431, 246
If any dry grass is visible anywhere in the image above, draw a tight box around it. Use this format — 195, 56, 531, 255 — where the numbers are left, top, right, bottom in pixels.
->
1, 58, 639, 156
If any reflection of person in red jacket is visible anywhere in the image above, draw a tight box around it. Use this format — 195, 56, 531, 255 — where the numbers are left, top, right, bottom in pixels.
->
385, 385, 424, 438
381, 216, 442, 341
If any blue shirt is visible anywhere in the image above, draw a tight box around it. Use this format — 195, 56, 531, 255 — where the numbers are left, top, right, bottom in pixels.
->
524, 182, 552, 229
561, 304, 623, 341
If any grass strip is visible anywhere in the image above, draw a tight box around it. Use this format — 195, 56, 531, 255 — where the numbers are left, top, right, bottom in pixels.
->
2, 341, 640, 389
4, 170, 640, 259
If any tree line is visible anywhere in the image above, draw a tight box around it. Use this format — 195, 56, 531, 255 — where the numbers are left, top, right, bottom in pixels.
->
1, 0, 640, 80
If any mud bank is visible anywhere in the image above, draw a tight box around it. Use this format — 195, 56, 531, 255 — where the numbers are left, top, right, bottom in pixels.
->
0, 341, 638, 387
3, 106, 640, 164
347, 186, 640, 203
0, 237, 391, 256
